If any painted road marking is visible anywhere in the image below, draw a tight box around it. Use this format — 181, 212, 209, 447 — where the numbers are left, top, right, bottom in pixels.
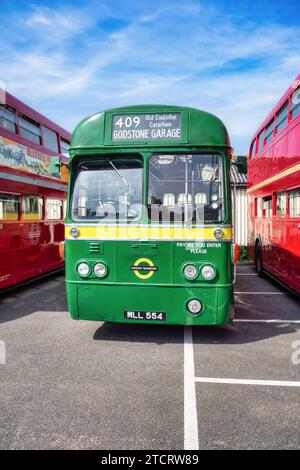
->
235, 291, 286, 295
195, 377, 300, 387
234, 319, 300, 324
184, 326, 199, 450
236, 273, 257, 276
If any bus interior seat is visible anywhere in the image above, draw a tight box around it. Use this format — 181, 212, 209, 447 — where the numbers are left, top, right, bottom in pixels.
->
195, 193, 207, 205
163, 193, 175, 206
178, 193, 192, 206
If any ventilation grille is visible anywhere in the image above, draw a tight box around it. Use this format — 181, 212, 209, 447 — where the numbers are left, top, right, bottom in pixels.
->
89, 242, 100, 254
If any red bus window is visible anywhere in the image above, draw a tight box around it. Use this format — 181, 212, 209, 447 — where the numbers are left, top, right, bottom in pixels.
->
257, 131, 264, 153
254, 198, 258, 216
275, 192, 286, 218
43, 126, 59, 153
289, 189, 300, 217
22, 196, 43, 220
0, 104, 17, 134
265, 119, 274, 145
19, 114, 42, 145
275, 101, 288, 133
63, 200, 67, 219
249, 139, 255, 158
256, 197, 263, 217
60, 138, 70, 157
263, 196, 272, 217
46, 199, 62, 220
291, 87, 300, 119
0, 193, 20, 220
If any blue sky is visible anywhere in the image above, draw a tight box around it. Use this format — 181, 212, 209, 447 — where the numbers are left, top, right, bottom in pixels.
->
0, 0, 299, 153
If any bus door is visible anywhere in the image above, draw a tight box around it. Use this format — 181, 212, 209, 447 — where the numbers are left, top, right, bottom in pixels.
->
287, 188, 300, 290
43, 198, 65, 267
21, 195, 44, 275
0, 192, 23, 288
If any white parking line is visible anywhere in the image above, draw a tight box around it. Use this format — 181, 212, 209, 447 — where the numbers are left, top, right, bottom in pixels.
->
235, 291, 286, 295
236, 273, 257, 276
184, 326, 199, 450
235, 319, 300, 324
195, 377, 300, 387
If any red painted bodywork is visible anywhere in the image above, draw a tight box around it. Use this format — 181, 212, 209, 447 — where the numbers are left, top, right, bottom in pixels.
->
248, 74, 300, 293
0, 91, 71, 290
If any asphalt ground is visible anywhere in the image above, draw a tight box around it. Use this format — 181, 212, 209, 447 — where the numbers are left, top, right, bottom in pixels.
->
0, 263, 299, 450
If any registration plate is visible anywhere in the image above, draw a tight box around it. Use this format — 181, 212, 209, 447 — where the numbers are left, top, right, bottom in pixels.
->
124, 310, 166, 321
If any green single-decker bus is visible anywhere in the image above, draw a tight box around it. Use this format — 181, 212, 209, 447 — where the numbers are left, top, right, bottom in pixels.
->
54, 105, 239, 325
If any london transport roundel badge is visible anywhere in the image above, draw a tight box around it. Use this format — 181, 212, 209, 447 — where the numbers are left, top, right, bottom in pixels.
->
130, 258, 158, 279
28, 223, 41, 246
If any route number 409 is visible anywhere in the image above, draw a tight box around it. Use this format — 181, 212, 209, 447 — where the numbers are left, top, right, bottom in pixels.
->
115, 116, 140, 128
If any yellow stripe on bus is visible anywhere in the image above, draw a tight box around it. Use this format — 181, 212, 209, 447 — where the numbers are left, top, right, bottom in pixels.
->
247, 162, 300, 194
65, 225, 232, 241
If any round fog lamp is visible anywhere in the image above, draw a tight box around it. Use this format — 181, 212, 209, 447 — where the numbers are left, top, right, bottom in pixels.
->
187, 299, 202, 315
94, 262, 107, 278
183, 264, 197, 279
201, 265, 216, 280
213, 228, 224, 240
70, 226, 79, 238
77, 262, 90, 277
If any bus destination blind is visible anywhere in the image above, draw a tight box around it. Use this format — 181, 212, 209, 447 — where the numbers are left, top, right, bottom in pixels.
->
112, 112, 182, 142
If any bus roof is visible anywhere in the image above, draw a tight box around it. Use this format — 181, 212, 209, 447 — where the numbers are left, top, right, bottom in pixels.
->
70, 104, 230, 153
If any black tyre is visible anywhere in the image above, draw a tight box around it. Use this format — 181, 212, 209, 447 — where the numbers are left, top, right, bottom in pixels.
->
255, 243, 264, 278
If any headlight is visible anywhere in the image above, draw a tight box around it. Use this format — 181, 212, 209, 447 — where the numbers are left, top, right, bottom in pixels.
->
183, 264, 198, 279
77, 262, 90, 277
201, 265, 216, 280
187, 299, 202, 315
213, 228, 224, 240
70, 226, 79, 238
94, 262, 107, 278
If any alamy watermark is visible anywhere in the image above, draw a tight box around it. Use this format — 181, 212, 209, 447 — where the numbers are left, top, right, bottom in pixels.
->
291, 340, 300, 365
0, 340, 6, 365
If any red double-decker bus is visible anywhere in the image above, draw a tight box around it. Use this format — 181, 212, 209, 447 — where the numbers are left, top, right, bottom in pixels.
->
0, 89, 71, 291
248, 74, 300, 294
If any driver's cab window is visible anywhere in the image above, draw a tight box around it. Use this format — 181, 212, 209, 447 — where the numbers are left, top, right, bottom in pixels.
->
71, 157, 143, 221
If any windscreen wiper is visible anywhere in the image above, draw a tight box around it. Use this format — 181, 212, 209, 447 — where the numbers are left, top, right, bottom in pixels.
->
108, 160, 129, 187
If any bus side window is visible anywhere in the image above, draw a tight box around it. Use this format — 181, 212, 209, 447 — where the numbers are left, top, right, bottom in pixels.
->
22, 196, 43, 220
46, 199, 62, 220
0, 104, 17, 134
263, 196, 272, 218
256, 197, 263, 217
0, 193, 20, 220
289, 188, 300, 217
291, 87, 300, 119
249, 139, 255, 158
43, 126, 59, 153
275, 192, 286, 218
257, 131, 264, 153
275, 101, 288, 134
19, 114, 42, 145
265, 119, 274, 145
63, 200, 67, 219
60, 138, 70, 157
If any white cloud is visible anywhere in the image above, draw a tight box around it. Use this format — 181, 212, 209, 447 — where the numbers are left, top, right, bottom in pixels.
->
0, 0, 299, 153
27, 12, 52, 26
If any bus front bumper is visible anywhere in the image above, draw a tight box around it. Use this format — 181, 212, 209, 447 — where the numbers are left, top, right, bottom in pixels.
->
66, 282, 234, 326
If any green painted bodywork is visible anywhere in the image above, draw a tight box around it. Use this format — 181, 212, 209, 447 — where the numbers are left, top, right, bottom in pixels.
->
65, 105, 234, 325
